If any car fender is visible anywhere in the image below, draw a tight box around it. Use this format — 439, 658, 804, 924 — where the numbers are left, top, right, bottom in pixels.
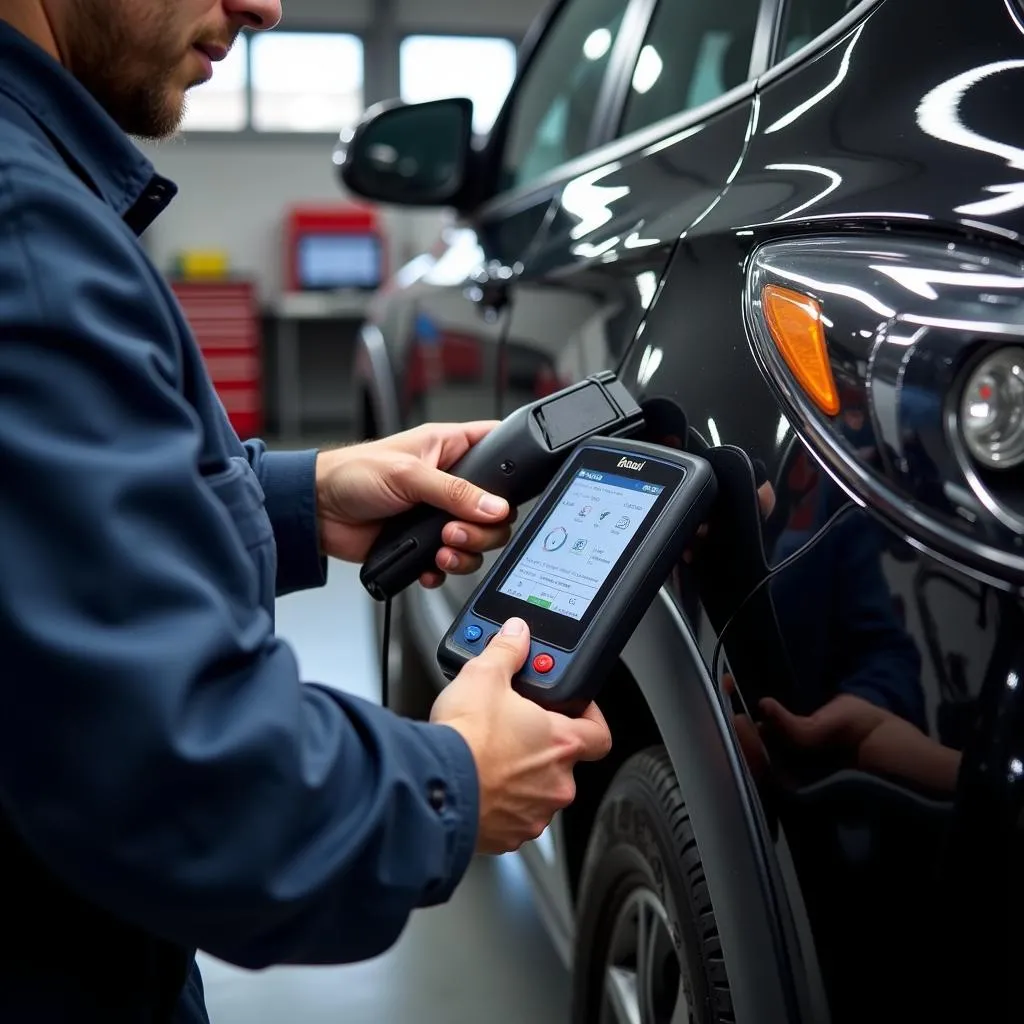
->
619, 589, 821, 1024
353, 319, 402, 439
410, 573, 823, 1022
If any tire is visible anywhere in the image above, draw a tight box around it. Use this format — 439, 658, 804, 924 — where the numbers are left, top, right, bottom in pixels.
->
572, 746, 735, 1024
373, 596, 438, 722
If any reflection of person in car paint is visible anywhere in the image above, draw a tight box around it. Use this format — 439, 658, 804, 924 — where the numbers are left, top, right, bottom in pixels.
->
723, 675, 961, 794
728, 396, 957, 789
685, 422, 943, 789
836, 384, 877, 462
768, 447, 928, 733
758, 690, 961, 794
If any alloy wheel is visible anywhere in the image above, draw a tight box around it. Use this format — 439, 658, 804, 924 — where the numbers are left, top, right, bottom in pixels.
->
602, 887, 694, 1024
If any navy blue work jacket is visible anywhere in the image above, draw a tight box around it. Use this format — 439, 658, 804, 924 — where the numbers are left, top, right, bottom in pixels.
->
0, 20, 477, 1022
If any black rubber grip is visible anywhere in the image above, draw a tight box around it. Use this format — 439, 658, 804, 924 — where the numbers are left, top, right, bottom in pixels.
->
359, 437, 524, 600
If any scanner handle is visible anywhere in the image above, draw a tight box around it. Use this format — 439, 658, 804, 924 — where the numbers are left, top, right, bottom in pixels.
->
359, 373, 644, 601
359, 423, 527, 600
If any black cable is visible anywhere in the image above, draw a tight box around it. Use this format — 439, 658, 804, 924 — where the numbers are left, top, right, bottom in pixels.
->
495, 306, 512, 420
710, 500, 859, 689
380, 595, 392, 710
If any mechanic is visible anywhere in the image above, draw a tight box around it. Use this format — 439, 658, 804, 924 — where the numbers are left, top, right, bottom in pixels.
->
0, 1, 612, 1021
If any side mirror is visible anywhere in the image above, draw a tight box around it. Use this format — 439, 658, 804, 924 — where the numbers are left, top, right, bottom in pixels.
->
335, 98, 474, 207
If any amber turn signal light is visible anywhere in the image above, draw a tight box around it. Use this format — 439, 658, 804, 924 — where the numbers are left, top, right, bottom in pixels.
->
761, 284, 840, 417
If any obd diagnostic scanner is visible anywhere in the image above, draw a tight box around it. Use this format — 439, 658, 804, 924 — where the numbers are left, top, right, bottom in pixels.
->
437, 438, 717, 713
360, 373, 644, 602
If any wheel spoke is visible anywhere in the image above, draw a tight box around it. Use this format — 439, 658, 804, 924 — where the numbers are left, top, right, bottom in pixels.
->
602, 887, 693, 1024
668, 975, 691, 1024
638, 901, 659, 1022
605, 965, 641, 1024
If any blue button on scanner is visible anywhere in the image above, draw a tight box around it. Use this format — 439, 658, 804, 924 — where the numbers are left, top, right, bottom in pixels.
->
463, 624, 483, 643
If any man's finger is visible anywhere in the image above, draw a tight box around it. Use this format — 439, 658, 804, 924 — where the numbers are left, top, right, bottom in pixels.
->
565, 703, 613, 762
405, 462, 509, 524
442, 520, 513, 554
434, 549, 484, 576
435, 421, 502, 469
467, 618, 530, 680
456, 420, 501, 448
578, 700, 609, 731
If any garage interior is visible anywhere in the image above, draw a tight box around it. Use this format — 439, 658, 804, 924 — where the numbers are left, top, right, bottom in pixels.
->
10, 0, 1021, 1016
142, 0, 571, 1018
139, 0, 538, 446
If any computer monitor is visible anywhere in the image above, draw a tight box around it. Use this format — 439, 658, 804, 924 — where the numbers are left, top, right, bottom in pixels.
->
295, 232, 382, 291
285, 204, 386, 294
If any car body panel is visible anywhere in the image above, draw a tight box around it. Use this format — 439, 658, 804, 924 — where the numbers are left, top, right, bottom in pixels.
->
612, 0, 1024, 1017
619, 591, 813, 1024
512, 92, 757, 394
465, 92, 764, 955
349, 0, 1024, 1018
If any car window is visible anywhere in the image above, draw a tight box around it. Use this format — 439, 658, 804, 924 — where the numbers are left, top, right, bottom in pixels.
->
617, 0, 762, 138
500, 0, 632, 193
776, 0, 860, 60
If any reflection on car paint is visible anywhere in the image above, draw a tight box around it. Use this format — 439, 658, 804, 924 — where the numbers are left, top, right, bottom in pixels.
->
611, 0, 1024, 1012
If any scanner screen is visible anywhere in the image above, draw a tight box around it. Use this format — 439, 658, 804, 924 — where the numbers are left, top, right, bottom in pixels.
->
499, 467, 663, 621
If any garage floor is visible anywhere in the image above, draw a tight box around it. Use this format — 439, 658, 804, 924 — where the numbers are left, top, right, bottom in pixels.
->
196, 559, 571, 1024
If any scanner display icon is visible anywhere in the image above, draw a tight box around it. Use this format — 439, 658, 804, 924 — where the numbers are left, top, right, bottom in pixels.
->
543, 527, 568, 552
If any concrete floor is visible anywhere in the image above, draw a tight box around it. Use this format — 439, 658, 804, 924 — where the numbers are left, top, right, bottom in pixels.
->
195, 559, 571, 1023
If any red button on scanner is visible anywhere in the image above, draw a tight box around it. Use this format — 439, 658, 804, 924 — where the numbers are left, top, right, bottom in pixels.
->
532, 653, 555, 675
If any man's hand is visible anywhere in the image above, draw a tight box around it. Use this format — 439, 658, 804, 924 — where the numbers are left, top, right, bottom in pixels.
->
759, 693, 892, 758
759, 693, 961, 793
430, 617, 613, 854
315, 422, 513, 588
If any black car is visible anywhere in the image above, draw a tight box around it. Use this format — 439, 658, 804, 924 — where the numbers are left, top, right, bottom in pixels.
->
335, 0, 1024, 1019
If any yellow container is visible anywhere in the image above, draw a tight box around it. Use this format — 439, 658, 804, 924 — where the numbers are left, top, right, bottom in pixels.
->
175, 250, 231, 280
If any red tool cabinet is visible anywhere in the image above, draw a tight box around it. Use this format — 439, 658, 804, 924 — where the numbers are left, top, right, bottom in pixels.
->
172, 280, 263, 440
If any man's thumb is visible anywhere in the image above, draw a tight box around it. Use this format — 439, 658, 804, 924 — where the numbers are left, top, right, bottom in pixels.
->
474, 618, 531, 680
410, 463, 509, 523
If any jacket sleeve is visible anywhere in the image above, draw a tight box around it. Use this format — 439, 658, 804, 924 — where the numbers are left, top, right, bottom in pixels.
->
831, 514, 927, 731
0, 165, 479, 968
241, 439, 328, 596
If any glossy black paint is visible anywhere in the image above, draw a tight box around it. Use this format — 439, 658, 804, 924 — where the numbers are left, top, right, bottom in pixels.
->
618, 0, 1024, 1018
348, 0, 1024, 1019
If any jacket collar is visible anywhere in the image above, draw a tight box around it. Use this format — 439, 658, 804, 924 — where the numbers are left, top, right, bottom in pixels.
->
0, 19, 177, 233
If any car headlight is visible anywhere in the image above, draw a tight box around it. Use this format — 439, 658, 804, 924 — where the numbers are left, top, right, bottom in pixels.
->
744, 235, 1024, 590
960, 346, 1024, 470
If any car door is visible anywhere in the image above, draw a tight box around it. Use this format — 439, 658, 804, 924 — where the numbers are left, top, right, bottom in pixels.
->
486, 0, 771, 934
501, 0, 766, 541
